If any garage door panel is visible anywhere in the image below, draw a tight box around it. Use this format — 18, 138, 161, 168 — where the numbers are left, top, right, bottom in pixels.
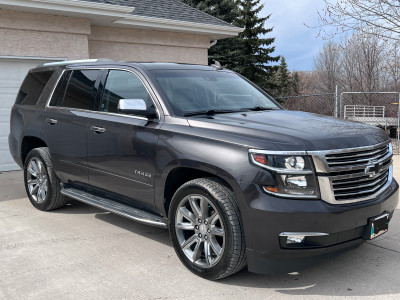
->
0, 58, 59, 171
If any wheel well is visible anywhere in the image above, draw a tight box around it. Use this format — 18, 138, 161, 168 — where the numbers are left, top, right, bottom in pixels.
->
21, 136, 47, 165
163, 167, 233, 215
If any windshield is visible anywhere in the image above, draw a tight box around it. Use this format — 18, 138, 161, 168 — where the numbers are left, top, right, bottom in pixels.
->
149, 69, 281, 116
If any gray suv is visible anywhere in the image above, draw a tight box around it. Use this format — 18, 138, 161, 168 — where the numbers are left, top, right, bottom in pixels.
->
9, 59, 399, 280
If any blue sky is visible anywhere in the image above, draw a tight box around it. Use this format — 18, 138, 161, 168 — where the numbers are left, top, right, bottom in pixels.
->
262, 0, 328, 71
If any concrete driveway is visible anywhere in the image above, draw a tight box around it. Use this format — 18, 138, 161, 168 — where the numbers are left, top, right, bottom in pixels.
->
0, 157, 399, 299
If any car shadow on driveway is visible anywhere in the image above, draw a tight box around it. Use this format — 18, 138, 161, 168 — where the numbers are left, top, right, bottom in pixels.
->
219, 242, 400, 297
53, 199, 172, 247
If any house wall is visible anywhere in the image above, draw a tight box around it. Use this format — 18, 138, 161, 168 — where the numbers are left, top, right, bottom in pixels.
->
88, 26, 210, 65
0, 9, 90, 60
0, 9, 210, 64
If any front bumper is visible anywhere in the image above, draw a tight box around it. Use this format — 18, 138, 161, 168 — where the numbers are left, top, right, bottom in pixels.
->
239, 179, 399, 274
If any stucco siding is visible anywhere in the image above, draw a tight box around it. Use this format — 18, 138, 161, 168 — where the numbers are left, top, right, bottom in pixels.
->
89, 26, 209, 64
0, 9, 90, 60
0, 10, 211, 63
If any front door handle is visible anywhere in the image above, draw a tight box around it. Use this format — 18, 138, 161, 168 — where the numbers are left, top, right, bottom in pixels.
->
46, 118, 58, 125
90, 126, 106, 134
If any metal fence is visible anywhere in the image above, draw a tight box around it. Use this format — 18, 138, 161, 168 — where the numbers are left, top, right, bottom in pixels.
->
276, 91, 400, 155
276, 93, 335, 116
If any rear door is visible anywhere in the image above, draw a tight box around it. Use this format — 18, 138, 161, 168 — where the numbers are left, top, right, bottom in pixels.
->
86, 69, 161, 211
41, 69, 101, 185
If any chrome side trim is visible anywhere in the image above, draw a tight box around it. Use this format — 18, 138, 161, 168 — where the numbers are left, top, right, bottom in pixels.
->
45, 67, 161, 121
279, 232, 329, 237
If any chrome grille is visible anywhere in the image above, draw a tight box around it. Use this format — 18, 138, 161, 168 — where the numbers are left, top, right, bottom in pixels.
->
325, 143, 389, 168
332, 169, 389, 201
309, 141, 394, 205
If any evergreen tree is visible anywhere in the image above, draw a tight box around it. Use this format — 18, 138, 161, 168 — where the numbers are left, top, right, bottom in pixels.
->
181, 0, 280, 89
276, 56, 291, 95
291, 71, 300, 95
231, 0, 280, 88
180, 1, 240, 66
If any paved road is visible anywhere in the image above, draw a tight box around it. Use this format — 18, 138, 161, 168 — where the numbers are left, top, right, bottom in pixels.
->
0, 159, 399, 299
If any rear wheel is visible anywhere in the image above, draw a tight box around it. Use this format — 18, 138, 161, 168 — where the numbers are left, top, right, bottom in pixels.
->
169, 178, 246, 280
24, 147, 67, 211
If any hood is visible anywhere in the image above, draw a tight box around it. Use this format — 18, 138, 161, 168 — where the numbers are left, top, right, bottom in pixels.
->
187, 110, 389, 151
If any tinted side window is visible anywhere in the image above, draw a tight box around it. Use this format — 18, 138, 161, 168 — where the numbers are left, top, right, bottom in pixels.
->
49, 71, 71, 107
15, 71, 54, 105
63, 70, 99, 110
101, 70, 154, 114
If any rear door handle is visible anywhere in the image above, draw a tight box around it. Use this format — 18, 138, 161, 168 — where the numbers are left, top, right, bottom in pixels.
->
90, 126, 106, 134
46, 118, 58, 125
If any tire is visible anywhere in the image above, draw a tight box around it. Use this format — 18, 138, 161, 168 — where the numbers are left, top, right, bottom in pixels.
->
168, 178, 246, 280
24, 147, 67, 211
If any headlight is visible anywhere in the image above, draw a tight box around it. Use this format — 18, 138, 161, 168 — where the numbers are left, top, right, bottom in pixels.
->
249, 150, 319, 199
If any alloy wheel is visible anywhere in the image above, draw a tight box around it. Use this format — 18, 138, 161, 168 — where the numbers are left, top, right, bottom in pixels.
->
26, 157, 48, 204
175, 194, 225, 268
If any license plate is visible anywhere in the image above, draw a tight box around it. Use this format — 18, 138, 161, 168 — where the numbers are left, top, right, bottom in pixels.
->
368, 213, 390, 239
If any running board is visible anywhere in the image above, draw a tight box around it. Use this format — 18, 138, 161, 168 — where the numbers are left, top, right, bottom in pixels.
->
61, 188, 167, 228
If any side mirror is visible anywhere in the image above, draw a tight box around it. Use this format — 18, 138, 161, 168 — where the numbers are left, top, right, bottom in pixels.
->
118, 99, 157, 119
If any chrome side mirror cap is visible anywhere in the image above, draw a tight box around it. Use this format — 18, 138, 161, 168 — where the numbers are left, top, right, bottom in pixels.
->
118, 99, 147, 112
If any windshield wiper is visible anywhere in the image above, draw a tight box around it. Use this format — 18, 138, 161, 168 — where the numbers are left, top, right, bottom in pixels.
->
184, 109, 241, 117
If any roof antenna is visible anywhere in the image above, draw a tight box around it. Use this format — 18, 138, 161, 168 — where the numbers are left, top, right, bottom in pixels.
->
211, 61, 222, 70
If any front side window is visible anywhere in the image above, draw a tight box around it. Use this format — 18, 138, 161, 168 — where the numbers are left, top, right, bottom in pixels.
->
63, 70, 99, 110
100, 70, 155, 115
149, 69, 280, 116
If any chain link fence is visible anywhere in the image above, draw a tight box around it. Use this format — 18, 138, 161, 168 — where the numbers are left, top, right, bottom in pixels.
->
276, 91, 400, 155
276, 93, 335, 117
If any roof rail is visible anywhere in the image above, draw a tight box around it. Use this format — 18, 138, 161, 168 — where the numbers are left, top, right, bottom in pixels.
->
36, 58, 114, 68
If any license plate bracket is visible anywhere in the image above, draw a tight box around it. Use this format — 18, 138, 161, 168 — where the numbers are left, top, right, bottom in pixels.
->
366, 212, 390, 240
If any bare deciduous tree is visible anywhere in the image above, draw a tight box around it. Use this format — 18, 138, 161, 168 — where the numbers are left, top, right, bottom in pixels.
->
317, 0, 400, 41
313, 41, 341, 93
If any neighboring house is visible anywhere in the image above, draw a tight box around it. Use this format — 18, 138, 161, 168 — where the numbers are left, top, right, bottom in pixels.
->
0, 0, 242, 171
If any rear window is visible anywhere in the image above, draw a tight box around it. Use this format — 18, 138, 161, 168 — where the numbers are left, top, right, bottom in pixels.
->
15, 71, 54, 105
62, 70, 99, 110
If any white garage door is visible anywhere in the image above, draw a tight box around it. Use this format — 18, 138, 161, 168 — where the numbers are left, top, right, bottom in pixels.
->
0, 57, 62, 172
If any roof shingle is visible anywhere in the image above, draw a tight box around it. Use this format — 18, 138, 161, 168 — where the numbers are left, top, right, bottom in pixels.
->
80, 0, 235, 27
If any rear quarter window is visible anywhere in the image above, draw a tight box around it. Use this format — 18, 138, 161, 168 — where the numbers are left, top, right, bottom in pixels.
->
15, 71, 54, 105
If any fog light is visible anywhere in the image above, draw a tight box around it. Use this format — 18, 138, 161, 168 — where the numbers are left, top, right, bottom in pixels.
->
283, 175, 307, 188
280, 232, 329, 246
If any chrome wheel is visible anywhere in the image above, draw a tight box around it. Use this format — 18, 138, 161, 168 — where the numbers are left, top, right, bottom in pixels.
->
26, 157, 48, 204
175, 194, 225, 268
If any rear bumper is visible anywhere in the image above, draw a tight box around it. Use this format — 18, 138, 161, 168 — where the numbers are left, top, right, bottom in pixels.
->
239, 179, 399, 274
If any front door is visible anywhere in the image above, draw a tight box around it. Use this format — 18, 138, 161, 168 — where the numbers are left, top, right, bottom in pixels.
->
87, 69, 161, 212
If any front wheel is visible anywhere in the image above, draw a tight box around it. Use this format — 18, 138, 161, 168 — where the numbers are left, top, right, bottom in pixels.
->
169, 178, 246, 280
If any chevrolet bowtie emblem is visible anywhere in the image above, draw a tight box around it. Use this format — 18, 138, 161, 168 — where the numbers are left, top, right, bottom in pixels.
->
364, 161, 383, 177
